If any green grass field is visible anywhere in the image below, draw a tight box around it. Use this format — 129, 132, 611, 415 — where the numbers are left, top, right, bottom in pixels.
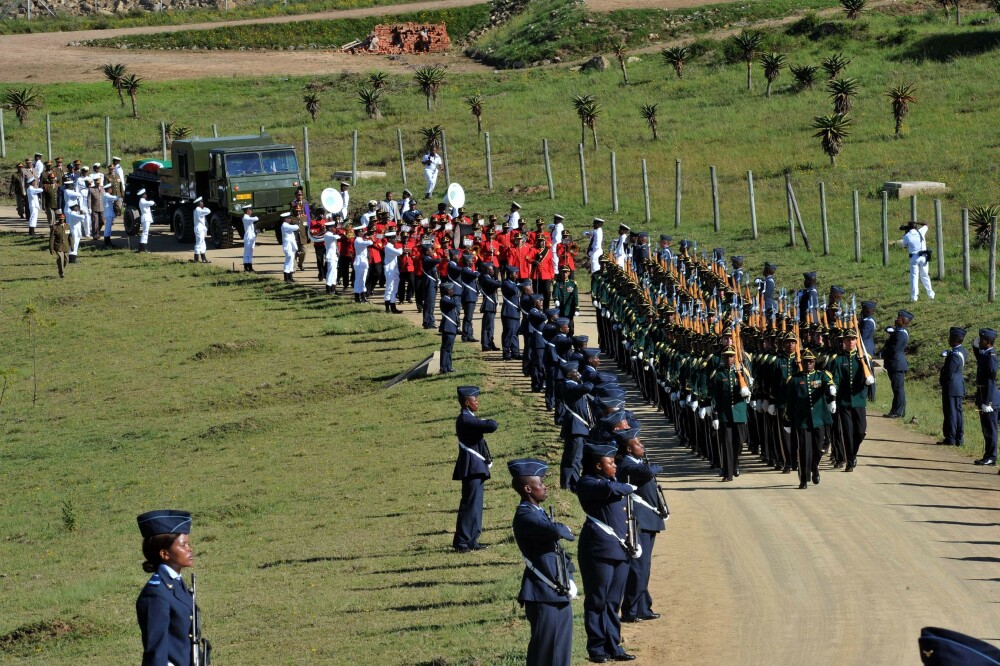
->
0, 234, 586, 663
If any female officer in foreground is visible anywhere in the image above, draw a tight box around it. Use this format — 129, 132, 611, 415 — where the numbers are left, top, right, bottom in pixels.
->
136, 509, 208, 666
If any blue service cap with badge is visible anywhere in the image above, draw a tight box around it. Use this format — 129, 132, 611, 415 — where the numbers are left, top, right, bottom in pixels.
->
573, 335, 590, 345
555, 317, 571, 327
862, 300, 877, 310
137, 510, 191, 538
660, 235, 672, 242
917, 626, 1000, 666
561, 360, 580, 373
545, 307, 560, 317
506, 265, 519, 276
598, 396, 625, 410
732, 255, 744, 264
830, 285, 845, 296
584, 442, 618, 459
803, 271, 817, 280
583, 347, 602, 358
595, 385, 625, 399
519, 279, 532, 289
508, 458, 549, 478
764, 261, 778, 271
898, 309, 914, 322
980, 328, 997, 341
445, 281, 463, 294
614, 427, 641, 446
457, 386, 480, 399
597, 372, 618, 385
949, 327, 966, 338
602, 411, 629, 426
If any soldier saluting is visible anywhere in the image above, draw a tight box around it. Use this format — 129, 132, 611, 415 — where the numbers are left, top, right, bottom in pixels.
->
453, 386, 497, 552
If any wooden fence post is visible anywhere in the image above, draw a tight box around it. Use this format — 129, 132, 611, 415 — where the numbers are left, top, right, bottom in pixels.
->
212, 124, 218, 138
578, 143, 588, 206
610, 151, 619, 213
934, 199, 945, 279
786, 175, 812, 252
302, 126, 311, 194
105, 117, 112, 167
396, 129, 406, 185
962, 208, 971, 290
747, 170, 758, 240
259, 125, 265, 135
674, 158, 681, 228
543, 139, 555, 200
351, 130, 358, 186
441, 130, 450, 186
641, 159, 651, 223
0, 109, 6, 159
910, 194, 918, 222
161, 122, 167, 161
989, 216, 997, 303
786, 180, 796, 247
710, 165, 720, 232
484, 131, 493, 191
45, 114, 52, 160
881, 190, 889, 267
819, 181, 829, 255
853, 190, 861, 263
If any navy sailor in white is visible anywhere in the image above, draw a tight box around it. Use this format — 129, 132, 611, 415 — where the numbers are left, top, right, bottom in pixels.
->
453, 386, 497, 552
510, 458, 577, 666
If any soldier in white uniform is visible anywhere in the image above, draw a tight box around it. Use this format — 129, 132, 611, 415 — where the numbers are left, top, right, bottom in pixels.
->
339, 181, 350, 221
583, 217, 605, 274
137, 189, 155, 253
421, 147, 443, 199
323, 218, 341, 294
66, 203, 86, 263
383, 231, 404, 313
352, 224, 373, 302
241, 204, 258, 272
507, 201, 521, 230
76, 171, 92, 237
610, 223, 630, 268
550, 214, 565, 273
101, 183, 120, 248
280, 212, 299, 282
192, 197, 211, 263
32, 153, 44, 180
25, 176, 43, 237
899, 221, 935, 302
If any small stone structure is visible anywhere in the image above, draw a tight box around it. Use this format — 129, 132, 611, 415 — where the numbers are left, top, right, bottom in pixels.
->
345, 23, 450, 55
883, 181, 948, 199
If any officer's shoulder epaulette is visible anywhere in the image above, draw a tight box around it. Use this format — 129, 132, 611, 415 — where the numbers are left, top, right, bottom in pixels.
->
824, 370, 833, 380
146, 573, 162, 586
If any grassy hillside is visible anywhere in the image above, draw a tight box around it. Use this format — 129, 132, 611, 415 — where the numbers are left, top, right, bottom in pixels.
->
84, 4, 492, 50
2, 2, 998, 443
0, 234, 582, 664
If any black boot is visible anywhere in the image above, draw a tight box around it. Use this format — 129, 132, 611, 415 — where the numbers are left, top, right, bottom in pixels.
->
28, 228, 36, 237
391, 303, 403, 314
243, 264, 250, 272
354, 293, 360, 303
104, 237, 116, 249
384, 302, 391, 313
201, 254, 210, 264
248, 264, 255, 272
68, 255, 77, 264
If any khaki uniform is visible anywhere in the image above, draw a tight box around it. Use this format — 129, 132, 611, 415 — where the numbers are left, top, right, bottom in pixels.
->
49, 221, 71, 277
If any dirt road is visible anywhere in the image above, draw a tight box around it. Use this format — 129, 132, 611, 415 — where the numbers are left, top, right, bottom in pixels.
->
2, 210, 998, 664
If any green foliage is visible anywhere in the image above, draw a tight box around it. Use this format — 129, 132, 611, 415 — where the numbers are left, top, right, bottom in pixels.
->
970, 204, 1000, 248
120, 74, 142, 119
885, 82, 917, 136
828, 76, 859, 114
100, 63, 128, 108
367, 70, 388, 90
733, 30, 764, 89
419, 124, 443, 151
60, 499, 77, 532
163, 122, 191, 147
611, 37, 629, 85
790, 63, 819, 90
661, 46, 691, 79
85, 5, 490, 51
840, 0, 868, 20
357, 87, 382, 120
465, 93, 485, 134
572, 94, 600, 149
760, 52, 787, 97
821, 51, 851, 78
303, 92, 320, 121
812, 112, 852, 165
3, 87, 43, 124
414, 66, 447, 111
639, 102, 659, 140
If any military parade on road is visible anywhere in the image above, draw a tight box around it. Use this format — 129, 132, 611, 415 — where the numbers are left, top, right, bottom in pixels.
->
5, 137, 1000, 666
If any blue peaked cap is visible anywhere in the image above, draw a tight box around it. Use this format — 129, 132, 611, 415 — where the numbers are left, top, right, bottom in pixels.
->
137, 510, 192, 538
508, 458, 549, 477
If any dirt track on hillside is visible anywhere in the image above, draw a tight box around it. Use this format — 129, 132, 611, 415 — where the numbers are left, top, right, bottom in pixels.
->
2, 208, 997, 664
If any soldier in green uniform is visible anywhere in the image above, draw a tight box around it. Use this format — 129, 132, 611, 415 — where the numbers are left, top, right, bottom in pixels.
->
829, 329, 872, 471
710, 345, 750, 482
784, 349, 835, 489
552, 265, 579, 334
48, 211, 71, 278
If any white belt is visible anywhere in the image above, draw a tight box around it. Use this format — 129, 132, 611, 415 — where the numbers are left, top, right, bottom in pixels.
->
565, 408, 590, 427
586, 515, 628, 552
441, 314, 458, 327
459, 442, 492, 468
631, 494, 659, 515
521, 556, 575, 598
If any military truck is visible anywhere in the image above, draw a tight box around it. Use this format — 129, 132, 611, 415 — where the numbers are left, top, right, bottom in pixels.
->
123, 134, 304, 248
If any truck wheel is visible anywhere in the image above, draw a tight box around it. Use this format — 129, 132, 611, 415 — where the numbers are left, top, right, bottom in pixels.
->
210, 212, 235, 249
123, 208, 140, 236
172, 207, 194, 243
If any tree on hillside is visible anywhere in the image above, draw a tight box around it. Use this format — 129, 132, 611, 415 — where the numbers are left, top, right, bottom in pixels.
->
3, 87, 43, 125
970, 204, 1000, 248
812, 113, 851, 166
164, 122, 191, 148
760, 52, 786, 98
303, 92, 320, 121
419, 125, 444, 151
414, 66, 446, 111
611, 38, 629, 85
732, 31, 764, 91
639, 103, 659, 140
935, 0, 951, 19
840, 0, 867, 19
821, 52, 850, 79
101, 63, 128, 109
368, 71, 388, 90
791, 64, 818, 91
357, 87, 383, 120
661, 46, 690, 79
949, 0, 961, 25
465, 94, 485, 135
121, 75, 143, 119
886, 82, 916, 136
828, 77, 859, 114
572, 94, 600, 149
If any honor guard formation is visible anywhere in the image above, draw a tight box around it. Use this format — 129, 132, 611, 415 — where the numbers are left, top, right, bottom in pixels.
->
7, 150, 1000, 666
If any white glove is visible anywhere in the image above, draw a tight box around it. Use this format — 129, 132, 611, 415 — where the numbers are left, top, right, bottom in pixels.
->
630, 355, 637, 362
865, 375, 875, 385
767, 404, 777, 416
705, 406, 714, 417
698, 407, 707, 419
783, 426, 791, 434
829, 385, 838, 397
829, 403, 837, 414
885, 327, 895, 334
643, 364, 650, 371
568, 579, 579, 600
671, 392, 679, 401
748, 377, 755, 388
638, 351, 643, 360
982, 404, 995, 414
712, 419, 719, 430
627, 483, 638, 492
554, 300, 560, 307
751, 400, 759, 410
941, 350, 949, 358
740, 386, 751, 398
691, 400, 699, 410
575, 310, 580, 316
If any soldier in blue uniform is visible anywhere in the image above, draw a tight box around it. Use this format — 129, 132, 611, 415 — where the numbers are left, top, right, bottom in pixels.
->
453, 386, 498, 552
478, 262, 501, 352
937, 327, 967, 447
460, 253, 480, 343
973, 328, 999, 466
918, 626, 1000, 665
760, 262, 777, 318
509, 458, 577, 666
421, 244, 440, 329
500, 267, 523, 360
798, 271, 820, 325
657, 235, 673, 265
858, 301, 877, 402
135, 509, 208, 666
615, 430, 667, 625
438, 282, 462, 374
558, 361, 594, 490
730, 255, 745, 287
576, 443, 637, 663
881, 310, 913, 419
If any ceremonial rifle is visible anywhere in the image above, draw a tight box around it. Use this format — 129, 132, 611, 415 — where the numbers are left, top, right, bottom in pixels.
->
547, 506, 571, 595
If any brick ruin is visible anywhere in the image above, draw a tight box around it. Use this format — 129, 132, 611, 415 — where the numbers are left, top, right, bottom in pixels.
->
344, 23, 450, 55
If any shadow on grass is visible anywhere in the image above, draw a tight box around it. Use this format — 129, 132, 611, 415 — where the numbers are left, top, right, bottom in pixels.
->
896, 30, 1000, 62
370, 561, 519, 575
348, 578, 498, 592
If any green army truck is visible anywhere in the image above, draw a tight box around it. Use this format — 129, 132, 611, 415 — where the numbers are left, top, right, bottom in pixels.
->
123, 134, 304, 248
